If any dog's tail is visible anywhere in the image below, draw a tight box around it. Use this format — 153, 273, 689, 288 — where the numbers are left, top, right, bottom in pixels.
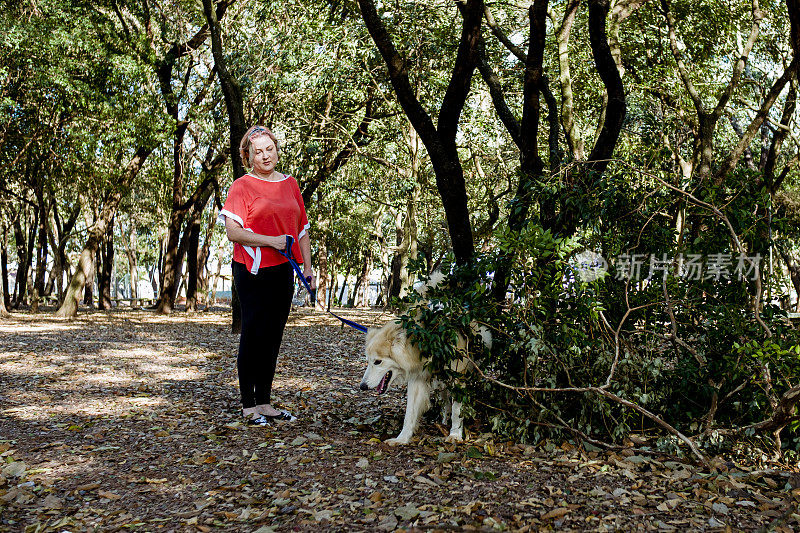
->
470, 322, 493, 350
416, 271, 446, 298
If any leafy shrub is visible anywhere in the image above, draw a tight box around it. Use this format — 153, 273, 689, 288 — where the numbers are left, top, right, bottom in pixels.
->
398, 169, 800, 457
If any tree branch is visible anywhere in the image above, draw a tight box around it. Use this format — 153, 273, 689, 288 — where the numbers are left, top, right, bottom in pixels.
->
714, 58, 798, 182
439, 0, 484, 140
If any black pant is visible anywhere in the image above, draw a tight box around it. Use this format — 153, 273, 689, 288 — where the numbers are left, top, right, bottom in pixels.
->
232, 260, 294, 408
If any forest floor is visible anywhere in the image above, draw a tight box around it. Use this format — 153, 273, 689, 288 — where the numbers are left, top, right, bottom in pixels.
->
1, 307, 799, 532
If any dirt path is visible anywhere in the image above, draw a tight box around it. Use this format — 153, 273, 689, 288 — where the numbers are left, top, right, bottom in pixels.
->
1, 309, 798, 532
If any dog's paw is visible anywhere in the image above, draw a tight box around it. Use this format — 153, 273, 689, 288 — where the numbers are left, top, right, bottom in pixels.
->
445, 433, 463, 443
385, 436, 410, 446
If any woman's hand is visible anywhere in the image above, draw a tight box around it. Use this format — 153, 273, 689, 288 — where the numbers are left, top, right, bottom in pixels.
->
269, 235, 291, 252
224, 219, 290, 252
304, 269, 317, 289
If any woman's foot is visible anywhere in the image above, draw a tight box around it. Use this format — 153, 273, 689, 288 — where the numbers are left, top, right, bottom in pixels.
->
242, 407, 269, 426
256, 404, 296, 422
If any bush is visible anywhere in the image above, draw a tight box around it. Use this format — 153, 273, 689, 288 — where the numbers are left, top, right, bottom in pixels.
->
398, 170, 800, 458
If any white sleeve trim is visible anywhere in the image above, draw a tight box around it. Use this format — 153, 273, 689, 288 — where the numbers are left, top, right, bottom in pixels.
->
217, 209, 244, 228
241, 228, 260, 275
298, 222, 311, 240
218, 211, 260, 274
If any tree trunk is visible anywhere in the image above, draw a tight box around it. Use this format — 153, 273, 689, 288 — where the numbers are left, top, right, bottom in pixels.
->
387, 209, 403, 300
149, 265, 159, 303
12, 216, 29, 306
197, 208, 217, 307
349, 259, 363, 307
555, 0, 584, 160
388, 189, 419, 300
32, 186, 48, 313
361, 248, 374, 307
763, 83, 797, 191
779, 248, 800, 312
98, 217, 114, 310
24, 212, 37, 308
0, 274, 7, 317
208, 244, 225, 305
317, 230, 329, 310
337, 267, 349, 307
327, 267, 337, 311
202, 0, 246, 332
56, 146, 154, 317
156, 211, 185, 313
185, 215, 201, 312
154, 113, 189, 314
585, 0, 627, 175
182, 182, 218, 311
170, 221, 193, 307
123, 217, 140, 302
202, 0, 246, 181
378, 245, 390, 308
49, 203, 80, 301
43, 231, 58, 299
489, 0, 549, 302
83, 251, 97, 308
0, 227, 9, 317
350, 247, 370, 307
358, 0, 479, 264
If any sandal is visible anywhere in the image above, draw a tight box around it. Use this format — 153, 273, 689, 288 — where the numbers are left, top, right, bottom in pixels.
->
244, 413, 270, 426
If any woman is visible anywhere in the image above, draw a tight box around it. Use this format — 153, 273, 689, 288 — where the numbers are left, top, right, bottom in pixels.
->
218, 125, 315, 425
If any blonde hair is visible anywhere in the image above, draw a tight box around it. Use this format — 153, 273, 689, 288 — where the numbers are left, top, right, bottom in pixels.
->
239, 125, 279, 169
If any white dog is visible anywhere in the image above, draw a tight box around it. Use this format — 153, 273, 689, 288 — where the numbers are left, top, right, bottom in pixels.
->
359, 278, 491, 445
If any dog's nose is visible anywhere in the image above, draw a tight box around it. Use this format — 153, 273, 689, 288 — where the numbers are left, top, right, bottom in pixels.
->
359, 382, 368, 391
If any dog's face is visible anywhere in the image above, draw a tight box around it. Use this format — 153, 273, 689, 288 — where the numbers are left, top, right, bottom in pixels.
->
359, 322, 411, 394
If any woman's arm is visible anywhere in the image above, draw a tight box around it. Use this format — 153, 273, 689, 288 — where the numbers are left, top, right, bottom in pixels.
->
299, 233, 316, 289
224, 217, 287, 250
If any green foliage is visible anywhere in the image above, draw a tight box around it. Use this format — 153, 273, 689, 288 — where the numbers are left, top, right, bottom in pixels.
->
395, 165, 800, 456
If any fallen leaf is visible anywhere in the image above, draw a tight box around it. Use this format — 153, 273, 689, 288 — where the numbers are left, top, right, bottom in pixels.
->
712, 502, 729, 515
394, 504, 420, 521
2, 461, 26, 478
437, 452, 457, 463
41, 494, 63, 509
541, 507, 569, 520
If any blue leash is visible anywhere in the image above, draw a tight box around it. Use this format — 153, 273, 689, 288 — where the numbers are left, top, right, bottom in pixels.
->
278, 235, 369, 334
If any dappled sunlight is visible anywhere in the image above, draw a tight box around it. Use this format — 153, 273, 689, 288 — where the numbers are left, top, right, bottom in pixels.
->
124, 397, 168, 409
133, 363, 203, 381
0, 348, 206, 383
3, 395, 169, 420
0, 321, 81, 334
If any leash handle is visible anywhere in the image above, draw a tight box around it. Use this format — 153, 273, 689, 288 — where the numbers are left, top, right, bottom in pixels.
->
282, 235, 316, 304
306, 276, 317, 305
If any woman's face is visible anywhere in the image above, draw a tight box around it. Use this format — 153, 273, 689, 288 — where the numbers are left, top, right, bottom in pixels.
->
250, 135, 278, 176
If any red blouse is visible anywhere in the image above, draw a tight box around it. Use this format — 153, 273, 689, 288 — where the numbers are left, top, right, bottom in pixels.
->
218, 174, 310, 273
